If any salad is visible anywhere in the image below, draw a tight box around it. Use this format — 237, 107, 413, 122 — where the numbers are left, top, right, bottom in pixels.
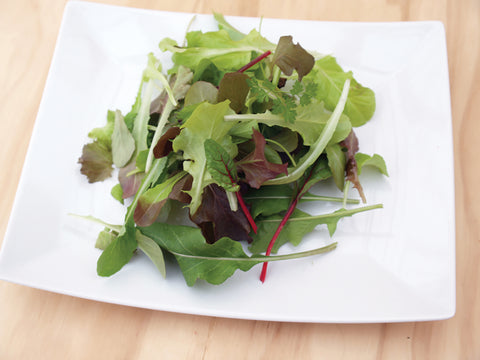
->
77, 13, 388, 286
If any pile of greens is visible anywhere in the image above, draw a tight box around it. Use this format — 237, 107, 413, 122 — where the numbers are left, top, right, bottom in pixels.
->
78, 14, 388, 286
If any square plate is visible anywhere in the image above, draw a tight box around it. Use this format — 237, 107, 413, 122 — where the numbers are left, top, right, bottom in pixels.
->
0, 1, 455, 322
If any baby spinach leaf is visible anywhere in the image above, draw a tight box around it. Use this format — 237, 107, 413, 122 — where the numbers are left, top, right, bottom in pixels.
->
250, 204, 383, 254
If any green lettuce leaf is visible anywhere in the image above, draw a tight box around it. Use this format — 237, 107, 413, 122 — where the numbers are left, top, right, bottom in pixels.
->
305, 55, 376, 127
172, 101, 237, 214
136, 231, 166, 278
225, 101, 352, 146
168, 29, 274, 73
355, 153, 389, 176
326, 143, 346, 190
111, 110, 135, 167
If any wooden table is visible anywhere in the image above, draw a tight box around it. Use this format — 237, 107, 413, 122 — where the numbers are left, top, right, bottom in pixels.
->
1, 0, 478, 358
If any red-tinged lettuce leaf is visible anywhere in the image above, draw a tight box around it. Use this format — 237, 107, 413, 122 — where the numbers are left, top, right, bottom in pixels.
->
217, 72, 250, 113
134, 172, 186, 227
190, 184, 252, 244
169, 173, 193, 204
153, 126, 181, 159
139, 222, 260, 286
340, 130, 366, 202
272, 36, 315, 81
78, 141, 114, 183
237, 129, 288, 188
118, 160, 144, 199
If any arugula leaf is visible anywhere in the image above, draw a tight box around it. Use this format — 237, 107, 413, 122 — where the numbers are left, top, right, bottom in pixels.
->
250, 204, 383, 254
139, 222, 337, 286
97, 158, 167, 276
244, 184, 294, 218
97, 217, 137, 276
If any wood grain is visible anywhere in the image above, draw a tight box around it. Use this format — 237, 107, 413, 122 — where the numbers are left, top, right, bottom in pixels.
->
1, 0, 479, 359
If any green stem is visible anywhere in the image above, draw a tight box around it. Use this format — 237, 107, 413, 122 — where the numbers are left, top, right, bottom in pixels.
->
342, 180, 351, 209
167, 242, 337, 262
265, 138, 297, 166
257, 204, 383, 225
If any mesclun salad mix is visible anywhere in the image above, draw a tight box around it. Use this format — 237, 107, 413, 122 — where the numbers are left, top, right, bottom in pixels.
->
77, 13, 388, 286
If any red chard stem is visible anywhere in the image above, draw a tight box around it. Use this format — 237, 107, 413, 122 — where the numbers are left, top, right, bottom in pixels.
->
238, 50, 272, 73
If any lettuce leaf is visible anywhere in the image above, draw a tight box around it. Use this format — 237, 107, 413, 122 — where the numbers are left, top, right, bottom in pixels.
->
172, 101, 237, 214
305, 56, 376, 127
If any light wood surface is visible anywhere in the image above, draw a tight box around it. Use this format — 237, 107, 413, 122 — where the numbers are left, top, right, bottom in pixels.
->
1, 0, 479, 358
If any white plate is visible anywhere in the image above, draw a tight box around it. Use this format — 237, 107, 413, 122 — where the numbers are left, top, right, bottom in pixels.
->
0, 1, 455, 323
